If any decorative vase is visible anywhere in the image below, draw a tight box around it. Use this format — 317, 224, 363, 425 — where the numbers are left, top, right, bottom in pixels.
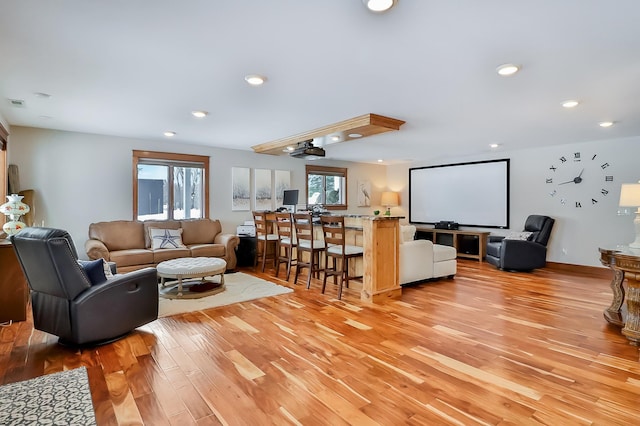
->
1, 194, 31, 236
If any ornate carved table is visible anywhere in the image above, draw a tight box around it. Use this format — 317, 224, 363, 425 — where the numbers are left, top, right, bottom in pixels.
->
599, 247, 640, 345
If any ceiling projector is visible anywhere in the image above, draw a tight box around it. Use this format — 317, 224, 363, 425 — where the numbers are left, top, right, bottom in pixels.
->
289, 139, 326, 159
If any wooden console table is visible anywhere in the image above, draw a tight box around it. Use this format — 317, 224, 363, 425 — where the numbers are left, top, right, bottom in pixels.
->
414, 227, 490, 262
0, 240, 29, 322
599, 247, 640, 345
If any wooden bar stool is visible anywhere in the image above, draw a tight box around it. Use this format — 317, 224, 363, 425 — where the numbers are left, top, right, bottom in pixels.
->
293, 212, 325, 289
252, 211, 278, 272
274, 212, 296, 280
320, 215, 363, 300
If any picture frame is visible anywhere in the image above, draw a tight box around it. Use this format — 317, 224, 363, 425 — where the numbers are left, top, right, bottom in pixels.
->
254, 168, 272, 211
231, 167, 251, 211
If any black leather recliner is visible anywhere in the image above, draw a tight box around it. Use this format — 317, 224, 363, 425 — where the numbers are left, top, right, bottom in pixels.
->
11, 227, 158, 346
485, 215, 555, 271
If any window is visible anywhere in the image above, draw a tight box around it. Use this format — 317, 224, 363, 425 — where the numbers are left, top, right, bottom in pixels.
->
305, 165, 347, 210
133, 150, 209, 221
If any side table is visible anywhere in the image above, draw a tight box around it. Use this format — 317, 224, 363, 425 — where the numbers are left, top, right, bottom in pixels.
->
236, 235, 257, 267
0, 240, 29, 322
599, 246, 640, 345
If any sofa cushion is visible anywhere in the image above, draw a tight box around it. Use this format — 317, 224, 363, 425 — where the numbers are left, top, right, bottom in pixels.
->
89, 221, 145, 251
181, 219, 221, 245
77, 259, 107, 285
189, 243, 226, 258
149, 228, 187, 249
433, 244, 457, 262
109, 249, 154, 268
400, 225, 416, 243
143, 220, 181, 248
153, 248, 191, 263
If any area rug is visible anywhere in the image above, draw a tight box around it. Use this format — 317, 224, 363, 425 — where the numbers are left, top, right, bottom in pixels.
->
0, 367, 96, 425
158, 272, 293, 317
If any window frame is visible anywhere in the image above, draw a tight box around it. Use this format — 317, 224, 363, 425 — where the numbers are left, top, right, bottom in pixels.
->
305, 164, 348, 210
132, 150, 210, 221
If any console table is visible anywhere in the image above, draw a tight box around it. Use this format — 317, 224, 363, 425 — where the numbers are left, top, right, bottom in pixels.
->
599, 247, 640, 345
414, 227, 490, 262
0, 240, 29, 322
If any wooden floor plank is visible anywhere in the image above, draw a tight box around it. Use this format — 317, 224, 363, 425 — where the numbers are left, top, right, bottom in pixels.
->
2, 260, 640, 424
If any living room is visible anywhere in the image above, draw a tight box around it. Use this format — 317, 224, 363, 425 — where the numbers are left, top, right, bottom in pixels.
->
2, 1, 640, 424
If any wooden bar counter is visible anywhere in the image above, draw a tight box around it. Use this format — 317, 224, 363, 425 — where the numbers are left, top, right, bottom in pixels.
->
359, 216, 402, 303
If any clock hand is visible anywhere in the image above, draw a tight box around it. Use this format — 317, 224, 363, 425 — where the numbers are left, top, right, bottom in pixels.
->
558, 169, 585, 185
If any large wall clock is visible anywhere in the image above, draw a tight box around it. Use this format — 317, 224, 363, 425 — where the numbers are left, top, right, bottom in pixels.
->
545, 151, 614, 208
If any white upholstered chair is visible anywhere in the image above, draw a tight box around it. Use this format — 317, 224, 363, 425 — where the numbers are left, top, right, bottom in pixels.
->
399, 225, 457, 285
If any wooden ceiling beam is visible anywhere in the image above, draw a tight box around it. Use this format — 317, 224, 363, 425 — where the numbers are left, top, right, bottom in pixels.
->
251, 113, 405, 156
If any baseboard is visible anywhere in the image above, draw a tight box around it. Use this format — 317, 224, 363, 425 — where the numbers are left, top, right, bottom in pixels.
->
545, 261, 611, 280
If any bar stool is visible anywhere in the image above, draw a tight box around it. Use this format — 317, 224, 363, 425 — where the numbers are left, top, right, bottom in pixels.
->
320, 215, 363, 299
274, 212, 296, 280
293, 212, 325, 289
252, 211, 278, 272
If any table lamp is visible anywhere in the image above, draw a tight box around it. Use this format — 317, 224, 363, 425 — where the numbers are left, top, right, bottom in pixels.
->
1, 194, 30, 236
619, 182, 640, 249
380, 191, 399, 216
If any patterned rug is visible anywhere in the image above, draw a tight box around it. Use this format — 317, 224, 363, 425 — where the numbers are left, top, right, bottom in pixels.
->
0, 367, 96, 425
158, 271, 293, 317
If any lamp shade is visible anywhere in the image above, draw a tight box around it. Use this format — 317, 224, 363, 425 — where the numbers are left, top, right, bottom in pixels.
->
380, 191, 399, 207
619, 183, 640, 207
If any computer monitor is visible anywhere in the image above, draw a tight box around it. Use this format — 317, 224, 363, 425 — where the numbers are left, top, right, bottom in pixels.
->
282, 189, 299, 211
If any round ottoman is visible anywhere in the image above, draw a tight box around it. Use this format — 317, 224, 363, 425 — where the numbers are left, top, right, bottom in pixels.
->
157, 257, 227, 299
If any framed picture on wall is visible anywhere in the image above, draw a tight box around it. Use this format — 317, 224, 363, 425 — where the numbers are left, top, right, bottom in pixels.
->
254, 168, 272, 211
232, 167, 250, 211
274, 170, 291, 207
358, 180, 371, 207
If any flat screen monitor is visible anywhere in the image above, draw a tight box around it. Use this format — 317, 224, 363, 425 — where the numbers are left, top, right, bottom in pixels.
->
282, 189, 299, 207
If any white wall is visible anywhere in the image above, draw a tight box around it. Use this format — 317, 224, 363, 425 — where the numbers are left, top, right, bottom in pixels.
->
9, 126, 638, 267
7, 126, 387, 258
388, 136, 640, 267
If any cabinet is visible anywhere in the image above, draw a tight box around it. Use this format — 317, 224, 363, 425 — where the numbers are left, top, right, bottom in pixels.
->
414, 227, 490, 262
236, 236, 257, 267
0, 241, 29, 322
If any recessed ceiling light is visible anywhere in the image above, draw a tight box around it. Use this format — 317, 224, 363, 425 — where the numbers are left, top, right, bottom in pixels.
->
377, 159, 384, 163
348, 133, 363, 138
496, 63, 520, 76
561, 100, 579, 108
599, 121, 614, 128
330, 135, 340, 142
363, 0, 397, 12
164, 131, 176, 137
191, 110, 208, 118
489, 143, 500, 149
245, 75, 266, 86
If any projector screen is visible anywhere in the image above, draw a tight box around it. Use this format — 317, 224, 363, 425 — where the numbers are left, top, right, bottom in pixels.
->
409, 159, 510, 228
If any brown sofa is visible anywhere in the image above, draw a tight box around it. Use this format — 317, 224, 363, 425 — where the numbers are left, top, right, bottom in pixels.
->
85, 219, 239, 273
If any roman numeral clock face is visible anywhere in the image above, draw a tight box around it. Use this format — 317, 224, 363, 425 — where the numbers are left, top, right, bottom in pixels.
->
546, 152, 613, 208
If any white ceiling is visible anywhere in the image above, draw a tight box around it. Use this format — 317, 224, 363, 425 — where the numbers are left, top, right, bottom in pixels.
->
1, 1, 639, 164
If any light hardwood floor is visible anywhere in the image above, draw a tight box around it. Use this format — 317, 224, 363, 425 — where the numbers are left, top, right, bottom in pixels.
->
1, 260, 639, 425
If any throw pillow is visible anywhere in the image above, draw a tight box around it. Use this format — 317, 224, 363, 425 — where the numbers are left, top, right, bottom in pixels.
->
504, 231, 533, 241
400, 225, 417, 243
149, 227, 186, 249
77, 259, 108, 285
102, 259, 114, 278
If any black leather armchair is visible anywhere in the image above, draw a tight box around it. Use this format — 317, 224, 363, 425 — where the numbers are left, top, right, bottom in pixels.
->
11, 227, 158, 346
486, 215, 555, 271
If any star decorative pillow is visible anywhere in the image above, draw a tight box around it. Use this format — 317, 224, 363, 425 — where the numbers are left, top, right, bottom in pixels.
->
149, 228, 187, 249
